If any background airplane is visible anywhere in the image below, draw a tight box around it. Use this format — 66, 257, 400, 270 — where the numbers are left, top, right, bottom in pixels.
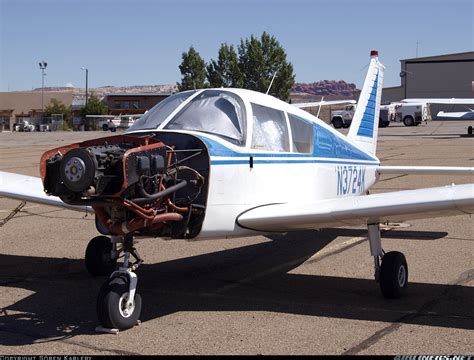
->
0, 51, 473, 332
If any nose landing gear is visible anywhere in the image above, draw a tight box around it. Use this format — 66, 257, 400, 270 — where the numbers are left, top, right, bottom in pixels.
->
86, 233, 143, 332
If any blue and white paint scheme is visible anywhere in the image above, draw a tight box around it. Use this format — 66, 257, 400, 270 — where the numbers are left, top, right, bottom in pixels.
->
0, 51, 473, 312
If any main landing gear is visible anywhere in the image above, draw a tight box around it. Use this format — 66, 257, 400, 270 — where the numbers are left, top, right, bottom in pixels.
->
85, 233, 143, 332
368, 223, 408, 298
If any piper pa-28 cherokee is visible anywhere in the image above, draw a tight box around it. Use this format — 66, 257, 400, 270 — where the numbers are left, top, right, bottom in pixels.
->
1, 51, 473, 332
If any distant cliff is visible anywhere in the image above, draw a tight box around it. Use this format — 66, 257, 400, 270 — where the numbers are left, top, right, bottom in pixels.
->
291, 80, 357, 97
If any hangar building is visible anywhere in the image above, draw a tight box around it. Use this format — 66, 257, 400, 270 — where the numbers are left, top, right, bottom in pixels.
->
381, 51, 474, 104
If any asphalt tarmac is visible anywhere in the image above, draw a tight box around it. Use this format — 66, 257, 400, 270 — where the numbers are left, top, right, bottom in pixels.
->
0, 121, 473, 355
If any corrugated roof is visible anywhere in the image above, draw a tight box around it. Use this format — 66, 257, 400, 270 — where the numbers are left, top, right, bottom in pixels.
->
401, 51, 474, 62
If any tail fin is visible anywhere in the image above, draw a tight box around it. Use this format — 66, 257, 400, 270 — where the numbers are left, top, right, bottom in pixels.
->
347, 50, 385, 155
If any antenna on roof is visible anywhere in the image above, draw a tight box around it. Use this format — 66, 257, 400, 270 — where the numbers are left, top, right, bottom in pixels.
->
266, 70, 278, 95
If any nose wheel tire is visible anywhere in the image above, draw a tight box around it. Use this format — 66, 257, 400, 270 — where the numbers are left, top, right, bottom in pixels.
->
379, 251, 408, 299
85, 236, 117, 276
97, 274, 142, 330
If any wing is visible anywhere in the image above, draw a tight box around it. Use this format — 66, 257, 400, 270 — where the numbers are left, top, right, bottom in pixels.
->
293, 100, 356, 109
0, 171, 91, 212
237, 184, 474, 232
437, 111, 474, 120
377, 166, 474, 175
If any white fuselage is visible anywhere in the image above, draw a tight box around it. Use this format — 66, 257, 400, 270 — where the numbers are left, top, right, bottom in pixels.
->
129, 88, 381, 240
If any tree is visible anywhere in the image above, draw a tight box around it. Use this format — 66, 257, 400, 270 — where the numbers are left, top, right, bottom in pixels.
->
207, 43, 243, 88
81, 93, 108, 117
238, 32, 295, 101
178, 46, 207, 91
44, 98, 72, 122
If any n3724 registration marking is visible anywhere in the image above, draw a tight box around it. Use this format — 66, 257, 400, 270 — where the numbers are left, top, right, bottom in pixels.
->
336, 166, 366, 195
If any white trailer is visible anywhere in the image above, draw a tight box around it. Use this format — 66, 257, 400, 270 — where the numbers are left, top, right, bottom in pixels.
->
389, 102, 430, 126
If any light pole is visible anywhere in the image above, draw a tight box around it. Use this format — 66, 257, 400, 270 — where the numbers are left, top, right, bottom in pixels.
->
81, 67, 89, 107
39, 60, 47, 116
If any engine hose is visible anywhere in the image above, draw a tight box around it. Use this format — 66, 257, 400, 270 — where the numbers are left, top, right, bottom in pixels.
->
133, 179, 187, 205
94, 206, 183, 235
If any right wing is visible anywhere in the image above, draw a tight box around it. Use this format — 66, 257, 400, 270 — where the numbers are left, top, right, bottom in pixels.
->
237, 184, 474, 232
292, 100, 356, 109
0, 171, 90, 212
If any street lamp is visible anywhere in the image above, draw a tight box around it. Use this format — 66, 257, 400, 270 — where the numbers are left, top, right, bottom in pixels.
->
81, 67, 89, 107
39, 60, 47, 116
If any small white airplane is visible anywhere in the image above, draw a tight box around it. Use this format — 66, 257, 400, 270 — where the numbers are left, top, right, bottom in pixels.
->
401, 98, 474, 133
1, 50, 473, 332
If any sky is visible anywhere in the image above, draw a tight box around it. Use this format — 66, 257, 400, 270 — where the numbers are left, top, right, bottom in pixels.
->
0, 0, 472, 91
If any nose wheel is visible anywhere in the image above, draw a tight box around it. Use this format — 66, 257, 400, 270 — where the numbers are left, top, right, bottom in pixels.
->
96, 273, 142, 331
95, 233, 143, 332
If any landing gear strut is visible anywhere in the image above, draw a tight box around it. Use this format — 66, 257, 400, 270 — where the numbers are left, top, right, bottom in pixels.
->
368, 223, 408, 298
95, 233, 143, 331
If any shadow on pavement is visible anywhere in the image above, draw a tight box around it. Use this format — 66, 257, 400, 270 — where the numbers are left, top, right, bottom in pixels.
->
1, 227, 471, 347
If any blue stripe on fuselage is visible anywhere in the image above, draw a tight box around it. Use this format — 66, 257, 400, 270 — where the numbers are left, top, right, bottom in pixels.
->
195, 122, 379, 165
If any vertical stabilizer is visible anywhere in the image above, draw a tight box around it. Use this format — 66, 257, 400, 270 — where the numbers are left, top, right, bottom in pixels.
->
347, 50, 385, 154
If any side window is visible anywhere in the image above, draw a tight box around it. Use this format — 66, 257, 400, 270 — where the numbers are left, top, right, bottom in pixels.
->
288, 113, 314, 153
251, 103, 290, 152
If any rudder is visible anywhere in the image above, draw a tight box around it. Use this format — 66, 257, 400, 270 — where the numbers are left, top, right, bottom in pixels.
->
347, 50, 385, 155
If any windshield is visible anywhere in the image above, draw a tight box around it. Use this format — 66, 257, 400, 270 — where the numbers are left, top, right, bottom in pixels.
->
164, 90, 246, 145
127, 91, 195, 131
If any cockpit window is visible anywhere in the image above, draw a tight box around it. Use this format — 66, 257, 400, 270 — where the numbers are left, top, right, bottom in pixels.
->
164, 90, 246, 146
251, 103, 290, 152
127, 91, 195, 131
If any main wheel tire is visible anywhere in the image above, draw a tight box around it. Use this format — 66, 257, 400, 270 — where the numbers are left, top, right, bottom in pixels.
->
111, 127, 117, 132
102, 124, 109, 131
342, 123, 350, 128
85, 236, 116, 276
468, 126, 473, 135
380, 251, 408, 299
403, 116, 414, 127
97, 274, 142, 330
332, 117, 343, 129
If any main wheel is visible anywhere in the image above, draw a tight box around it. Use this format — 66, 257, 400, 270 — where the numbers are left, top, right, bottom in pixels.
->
102, 124, 109, 131
468, 126, 473, 135
332, 117, 343, 129
97, 274, 142, 330
403, 116, 414, 127
380, 251, 408, 299
85, 236, 116, 276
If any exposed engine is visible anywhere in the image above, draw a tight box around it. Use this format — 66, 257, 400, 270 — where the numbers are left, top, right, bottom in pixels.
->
40, 134, 208, 239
